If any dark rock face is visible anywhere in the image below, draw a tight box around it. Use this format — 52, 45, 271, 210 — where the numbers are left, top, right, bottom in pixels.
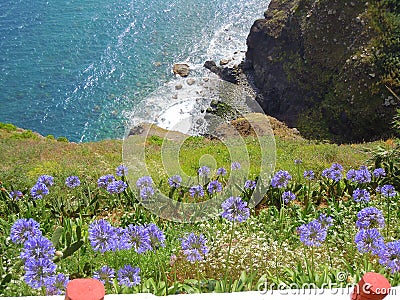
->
246, 0, 398, 142
204, 60, 239, 84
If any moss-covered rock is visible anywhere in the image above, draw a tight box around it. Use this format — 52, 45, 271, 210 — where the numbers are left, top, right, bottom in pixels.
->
246, 0, 400, 142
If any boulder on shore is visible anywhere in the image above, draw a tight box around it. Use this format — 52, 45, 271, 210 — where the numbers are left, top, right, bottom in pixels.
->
173, 63, 190, 77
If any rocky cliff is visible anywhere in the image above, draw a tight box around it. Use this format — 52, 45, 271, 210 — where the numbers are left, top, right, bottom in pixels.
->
245, 0, 400, 142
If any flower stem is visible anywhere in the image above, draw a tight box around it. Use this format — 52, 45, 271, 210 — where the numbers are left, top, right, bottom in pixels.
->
223, 220, 235, 292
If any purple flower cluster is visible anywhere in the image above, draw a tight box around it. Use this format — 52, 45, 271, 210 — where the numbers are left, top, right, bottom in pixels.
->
136, 176, 155, 200
89, 220, 165, 254
31, 174, 54, 199
221, 196, 250, 223
65, 176, 80, 188
317, 214, 334, 228
180, 232, 209, 262
282, 191, 296, 204
352, 188, 370, 203
107, 180, 127, 194
116, 165, 128, 177
88, 219, 118, 253
207, 180, 222, 194
9, 190, 23, 200
10, 218, 42, 244
346, 166, 371, 184
146, 223, 166, 250
381, 184, 396, 198
244, 180, 256, 190
231, 161, 241, 170
303, 170, 315, 181
10, 219, 67, 293
93, 265, 115, 285
37, 175, 54, 187
168, 175, 182, 188
322, 163, 343, 182
271, 170, 292, 189
356, 207, 385, 230
354, 228, 384, 255
379, 240, 400, 273
198, 166, 211, 177
189, 185, 204, 198
297, 219, 327, 247
373, 168, 386, 178
216, 167, 227, 176
98, 174, 116, 188
98, 174, 127, 194
117, 265, 141, 287
93, 265, 141, 287
126, 224, 151, 253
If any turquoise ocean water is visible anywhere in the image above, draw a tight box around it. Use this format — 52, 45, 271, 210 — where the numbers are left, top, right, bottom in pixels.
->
0, 0, 268, 142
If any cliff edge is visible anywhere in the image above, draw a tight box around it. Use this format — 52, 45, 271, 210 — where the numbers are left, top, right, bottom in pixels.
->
246, 0, 400, 142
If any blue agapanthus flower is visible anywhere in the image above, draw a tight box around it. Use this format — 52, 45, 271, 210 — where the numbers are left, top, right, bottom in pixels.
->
116, 165, 128, 177
97, 174, 115, 189
221, 196, 250, 223
37, 175, 54, 187
354, 228, 384, 255
189, 185, 204, 198
93, 265, 115, 285
20, 235, 56, 261
297, 220, 327, 247
180, 232, 209, 262
140, 186, 155, 200
381, 184, 396, 198
126, 225, 151, 254
88, 219, 117, 253
379, 240, 400, 273
112, 227, 130, 251
24, 258, 57, 289
44, 273, 69, 296
136, 176, 153, 188
107, 180, 127, 194
303, 170, 315, 180
353, 188, 370, 203
216, 167, 227, 176
244, 180, 256, 190
346, 169, 357, 181
30, 183, 49, 200
282, 191, 296, 204
207, 180, 222, 194
294, 159, 303, 165
317, 214, 333, 228
65, 176, 81, 188
356, 207, 385, 230
168, 175, 182, 188
9, 190, 23, 200
271, 170, 292, 189
117, 265, 141, 287
198, 166, 211, 177
231, 161, 241, 170
372, 168, 386, 178
146, 223, 166, 250
354, 166, 371, 184
10, 218, 42, 244
322, 163, 343, 182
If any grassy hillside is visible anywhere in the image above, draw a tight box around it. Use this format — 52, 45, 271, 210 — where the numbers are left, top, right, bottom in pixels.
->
0, 120, 387, 190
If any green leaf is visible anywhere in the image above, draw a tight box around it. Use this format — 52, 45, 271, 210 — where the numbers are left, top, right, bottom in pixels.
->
54, 240, 84, 262
65, 231, 72, 247
76, 225, 81, 241
1, 274, 12, 287
51, 227, 63, 248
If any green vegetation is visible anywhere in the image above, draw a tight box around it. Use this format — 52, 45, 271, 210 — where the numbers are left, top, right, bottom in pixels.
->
1, 124, 400, 296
